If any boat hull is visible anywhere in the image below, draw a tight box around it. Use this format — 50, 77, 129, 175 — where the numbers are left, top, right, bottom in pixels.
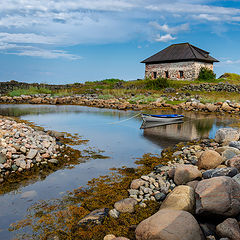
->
141, 114, 184, 122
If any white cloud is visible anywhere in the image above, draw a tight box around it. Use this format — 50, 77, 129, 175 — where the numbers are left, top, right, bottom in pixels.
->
150, 22, 189, 34
0, 33, 60, 44
11, 48, 81, 60
155, 33, 176, 42
224, 59, 240, 64
0, 0, 238, 59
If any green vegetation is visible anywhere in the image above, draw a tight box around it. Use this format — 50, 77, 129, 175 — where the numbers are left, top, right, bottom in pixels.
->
197, 67, 216, 82
8, 87, 52, 97
128, 95, 157, 104
145, 77, 169, 90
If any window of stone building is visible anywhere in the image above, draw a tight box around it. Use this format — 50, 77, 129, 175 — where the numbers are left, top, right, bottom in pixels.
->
179, 71, 184, 78
153, 72, 157, 79
165, 71, 169, 78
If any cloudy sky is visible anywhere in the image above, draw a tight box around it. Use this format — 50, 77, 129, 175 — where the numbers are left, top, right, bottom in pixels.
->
0, 0, 239, 83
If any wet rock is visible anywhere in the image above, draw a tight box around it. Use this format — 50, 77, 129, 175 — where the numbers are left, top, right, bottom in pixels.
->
48, 159, 58, 164
202, 167, 238, 179
160, 185, 195, 213
216, 218, 240, 240
174, 164, 202, 185
135, 209, 204, 240
20, 190, 37, 199
215, 128, 240, 144
109, 209, 120, 219
0, 153, 6, 164
154, 192, 166, 201
78, 208, 109, 225
198, 150, 223, 170
26, 149, 38, 159
114, 198, 137, 213
195, 176, 240, 217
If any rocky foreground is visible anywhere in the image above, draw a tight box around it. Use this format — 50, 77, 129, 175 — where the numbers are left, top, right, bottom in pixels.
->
0, 94, 240, 114
0, 116, 64, 182
80, 128, 240, 240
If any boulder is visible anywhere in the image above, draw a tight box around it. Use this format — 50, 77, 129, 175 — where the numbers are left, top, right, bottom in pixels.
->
215, 128, 240, 144
229, 141, 240, 150
130, 179, 145, 189
233, 173, 240, 185
114, 198, 137, 213
174, 164, 202, 185
202, 167, 238, 179
195, 176, 240, 217
104, 235, 116, 240
221, 102, 233, 112
160, 185, 195, 213
206, 103, 218, 112
198, 150, 223, 170
78, 208, 109, 225
135, 209, 204, 240
222, 148, 240, 161
113, 238, 130, 240
226, 155, 240, 171
216, 218, 240, 240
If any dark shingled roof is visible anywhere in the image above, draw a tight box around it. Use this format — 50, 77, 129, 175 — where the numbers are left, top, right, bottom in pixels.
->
141, 43, 219, 64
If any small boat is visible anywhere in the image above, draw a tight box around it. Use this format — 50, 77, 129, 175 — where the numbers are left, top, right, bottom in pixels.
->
141, 113, 184, 122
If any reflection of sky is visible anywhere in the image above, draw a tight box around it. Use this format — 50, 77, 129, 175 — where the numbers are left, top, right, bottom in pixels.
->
0, 104, 238, 239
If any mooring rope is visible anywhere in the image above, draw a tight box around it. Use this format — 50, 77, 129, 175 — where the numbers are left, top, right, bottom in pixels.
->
108, 113, 141, 125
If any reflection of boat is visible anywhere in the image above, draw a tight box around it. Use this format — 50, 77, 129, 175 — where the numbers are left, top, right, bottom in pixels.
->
140, 120, 184, 129
141, 113, 184, 122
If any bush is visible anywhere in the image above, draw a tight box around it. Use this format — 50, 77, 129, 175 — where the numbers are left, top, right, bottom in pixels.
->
198, 67, 216, 81
145, 77, 169, 90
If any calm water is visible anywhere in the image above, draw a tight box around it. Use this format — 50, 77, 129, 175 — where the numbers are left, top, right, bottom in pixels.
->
0, 104, 238, 239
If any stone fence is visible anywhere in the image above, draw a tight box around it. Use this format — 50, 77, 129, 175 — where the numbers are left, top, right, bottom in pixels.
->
181, 83, 240, 93
0, 80, 80, 95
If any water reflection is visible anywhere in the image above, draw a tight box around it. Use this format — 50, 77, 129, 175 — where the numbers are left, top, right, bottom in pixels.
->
0, 104, 238, 239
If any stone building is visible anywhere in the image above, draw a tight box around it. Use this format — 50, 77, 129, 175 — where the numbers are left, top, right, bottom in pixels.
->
141, 43, 219, 80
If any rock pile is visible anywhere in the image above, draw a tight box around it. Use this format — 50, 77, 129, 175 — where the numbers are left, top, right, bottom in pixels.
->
0, 117, 63, 182
99, 127, 240, 239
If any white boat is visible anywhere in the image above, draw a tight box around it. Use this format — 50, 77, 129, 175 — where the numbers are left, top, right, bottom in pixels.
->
141, 113, 184, 122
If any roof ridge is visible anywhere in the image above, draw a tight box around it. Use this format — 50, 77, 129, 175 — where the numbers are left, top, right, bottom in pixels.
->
191, 45, 209, 58
188, 43, 197, 59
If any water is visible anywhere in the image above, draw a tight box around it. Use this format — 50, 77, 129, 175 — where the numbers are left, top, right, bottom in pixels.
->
0, 104, 238, 239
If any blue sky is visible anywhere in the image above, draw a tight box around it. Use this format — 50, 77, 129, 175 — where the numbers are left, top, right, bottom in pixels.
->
0, 0, 239, 84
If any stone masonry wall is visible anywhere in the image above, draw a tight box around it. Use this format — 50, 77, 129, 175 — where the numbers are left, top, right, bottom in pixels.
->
145, 61, 213, 81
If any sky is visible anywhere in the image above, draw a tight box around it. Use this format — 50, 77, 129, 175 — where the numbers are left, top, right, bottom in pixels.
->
0, 0, 239, 84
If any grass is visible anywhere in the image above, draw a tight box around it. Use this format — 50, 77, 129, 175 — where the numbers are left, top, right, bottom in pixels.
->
8, 87, 52, 97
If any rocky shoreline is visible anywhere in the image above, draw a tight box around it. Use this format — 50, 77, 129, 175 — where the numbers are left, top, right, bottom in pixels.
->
0, 94, 240, 114
0, 116, 65, 183
80, 128, 240, 240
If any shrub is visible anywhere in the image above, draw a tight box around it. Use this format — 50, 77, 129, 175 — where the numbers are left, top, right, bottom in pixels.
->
145, 77, 169, 90
197, 67, 216, 81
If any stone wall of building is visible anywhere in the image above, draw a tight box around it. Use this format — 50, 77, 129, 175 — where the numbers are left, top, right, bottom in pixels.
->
145, 61, 213, 80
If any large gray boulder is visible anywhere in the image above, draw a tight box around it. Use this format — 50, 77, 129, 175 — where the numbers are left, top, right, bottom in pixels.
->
160, 185, 195, 213
215, 128, 240, 144
174, 164, 202, 185
216, 218, 240, 240
195, 176, 240, 217
135, 209, 204, 240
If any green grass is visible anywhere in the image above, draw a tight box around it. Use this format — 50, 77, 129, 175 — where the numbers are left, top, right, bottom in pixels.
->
128, 95, 157, 104
98, 94, 115, 100
8, 87, 52, 97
